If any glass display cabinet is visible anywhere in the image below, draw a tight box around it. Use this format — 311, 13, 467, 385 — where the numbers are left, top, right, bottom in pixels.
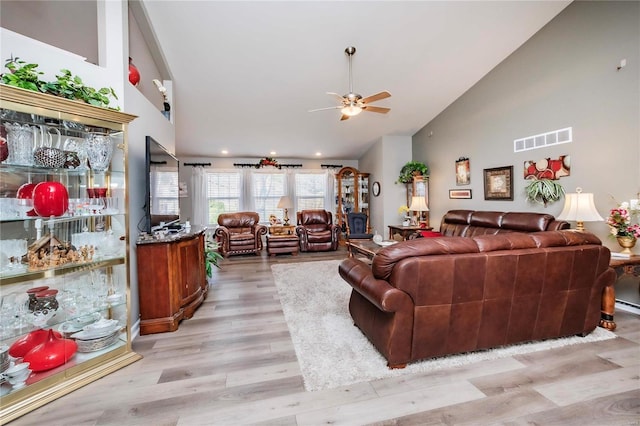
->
0, 85, 141, 422
334, 166, 370, 233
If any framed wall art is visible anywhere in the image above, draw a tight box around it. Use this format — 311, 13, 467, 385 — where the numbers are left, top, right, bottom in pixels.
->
449, 189, 472, 199
455, 157, 470, 185
483, 166, 513, 200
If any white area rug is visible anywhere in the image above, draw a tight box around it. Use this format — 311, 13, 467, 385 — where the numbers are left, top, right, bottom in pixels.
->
272, 260, 617, 392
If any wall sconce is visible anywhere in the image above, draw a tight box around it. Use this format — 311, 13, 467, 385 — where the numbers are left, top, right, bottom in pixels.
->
557, 187, 603, 231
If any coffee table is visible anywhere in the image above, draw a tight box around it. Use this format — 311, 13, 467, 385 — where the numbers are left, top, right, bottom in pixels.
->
346, 240, 396, 259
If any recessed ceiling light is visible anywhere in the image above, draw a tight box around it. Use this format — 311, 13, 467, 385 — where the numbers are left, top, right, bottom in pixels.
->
315, 152, 322, 156
270, 151, 276, 155
221, 150, 228, 155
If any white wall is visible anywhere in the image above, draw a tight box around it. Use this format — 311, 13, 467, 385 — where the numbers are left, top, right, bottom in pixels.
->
413, 1, 639, 253
360, 136, 413, 237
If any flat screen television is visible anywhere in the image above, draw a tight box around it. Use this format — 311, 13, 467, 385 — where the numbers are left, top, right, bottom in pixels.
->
144, 136, 180, 233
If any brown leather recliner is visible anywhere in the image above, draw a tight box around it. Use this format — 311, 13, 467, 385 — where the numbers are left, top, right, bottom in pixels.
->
214, 212, 267, 257
295, 209, 340, 252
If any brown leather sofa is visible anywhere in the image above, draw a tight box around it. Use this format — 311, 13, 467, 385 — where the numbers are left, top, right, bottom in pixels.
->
214, 212, 267, 257
295, 209, 340, 252
439, 209, 570, 236
339, 211, 616, 368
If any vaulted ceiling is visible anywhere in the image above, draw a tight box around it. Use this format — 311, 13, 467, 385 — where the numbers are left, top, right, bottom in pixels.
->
142, 1, 571, 159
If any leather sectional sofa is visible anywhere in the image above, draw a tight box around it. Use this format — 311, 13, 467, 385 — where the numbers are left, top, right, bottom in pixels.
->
339, 211, 616, 368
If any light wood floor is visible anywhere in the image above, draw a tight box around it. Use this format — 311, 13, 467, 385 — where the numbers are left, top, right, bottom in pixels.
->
9, 247, 640, 425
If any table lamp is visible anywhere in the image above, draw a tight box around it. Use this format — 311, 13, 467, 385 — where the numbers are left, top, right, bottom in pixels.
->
277, 196, 293, 225
556, 187, 603, 231
409, 196, 429, 226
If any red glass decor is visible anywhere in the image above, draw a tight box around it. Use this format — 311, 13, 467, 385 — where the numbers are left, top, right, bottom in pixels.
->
32, 181, 69, 217
17, 182, 37, 216
0, 136, 7, 162
23, 329, 77, 372
128, 57, 140, 86
8, 328, 62, 358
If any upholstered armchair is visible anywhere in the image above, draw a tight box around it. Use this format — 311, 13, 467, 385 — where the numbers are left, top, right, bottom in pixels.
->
346, 212, 373, 240
215, 212, 267, 257
295, 209, 341, 252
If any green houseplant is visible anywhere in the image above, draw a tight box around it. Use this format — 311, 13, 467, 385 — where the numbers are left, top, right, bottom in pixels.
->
525, 178, 565, 206
1, 56, 118, 109
205, 235, 223, 280
397, 161, 429, 184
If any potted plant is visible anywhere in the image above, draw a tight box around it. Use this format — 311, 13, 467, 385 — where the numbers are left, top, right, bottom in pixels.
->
1, 56, 118, 109
525, 178, 565, 206
204, 235, 223, 282
397, 161, 428, 184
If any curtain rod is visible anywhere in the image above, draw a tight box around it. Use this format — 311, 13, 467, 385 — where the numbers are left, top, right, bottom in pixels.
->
233, 163, 303, 169
183, 162, 211, 167
321, 164, 343, 169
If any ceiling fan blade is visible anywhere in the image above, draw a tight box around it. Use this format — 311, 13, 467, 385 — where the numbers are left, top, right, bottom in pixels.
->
361, 91, 391, 104
308, 106, 342, 113
340, 114, 350, 121
327, 92, 346, 102
362, 105, 390, 114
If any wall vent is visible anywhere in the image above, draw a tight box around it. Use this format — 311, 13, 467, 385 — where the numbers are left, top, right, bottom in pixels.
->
514, 127, 572, 152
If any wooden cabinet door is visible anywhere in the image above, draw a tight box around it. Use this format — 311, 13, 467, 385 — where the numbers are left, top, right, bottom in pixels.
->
178, 234, 206, 318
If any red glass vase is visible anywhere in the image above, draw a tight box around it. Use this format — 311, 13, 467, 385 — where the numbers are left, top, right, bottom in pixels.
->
32, 181, 69, 217
23, 329, 77, 372
9, 328, 62, 358
128, 57, 140, 86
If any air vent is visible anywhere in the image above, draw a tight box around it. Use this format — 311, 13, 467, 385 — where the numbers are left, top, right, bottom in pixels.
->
514, 127, 572, 152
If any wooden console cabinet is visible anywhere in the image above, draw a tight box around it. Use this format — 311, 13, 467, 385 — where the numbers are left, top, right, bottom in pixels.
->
136, 231, 207, 334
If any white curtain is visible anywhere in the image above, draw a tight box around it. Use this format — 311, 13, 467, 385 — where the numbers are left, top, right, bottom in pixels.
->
242, 168, 253, 211
191, 167, 208, 227
325, 169, 336, 213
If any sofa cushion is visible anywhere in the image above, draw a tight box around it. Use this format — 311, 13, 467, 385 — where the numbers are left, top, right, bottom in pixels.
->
501, 212, 554, 232
473, 233, 537, 252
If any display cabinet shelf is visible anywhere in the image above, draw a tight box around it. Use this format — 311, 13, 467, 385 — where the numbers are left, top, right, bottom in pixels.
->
0, 85, 140, 423
334, 166, 370, 235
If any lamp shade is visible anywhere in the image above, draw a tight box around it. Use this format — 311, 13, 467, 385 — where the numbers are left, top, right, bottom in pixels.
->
556, 187, 603, 231
277, 196, 292, 209
409, 196, 429, 212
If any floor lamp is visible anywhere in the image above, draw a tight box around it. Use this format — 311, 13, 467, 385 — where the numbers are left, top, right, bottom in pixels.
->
556, 187, 603, 231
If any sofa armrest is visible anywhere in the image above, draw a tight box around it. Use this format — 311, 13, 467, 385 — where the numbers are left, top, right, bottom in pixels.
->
253, 224, 268, 237
339, 258, 412, 313
214, 226, 231, 253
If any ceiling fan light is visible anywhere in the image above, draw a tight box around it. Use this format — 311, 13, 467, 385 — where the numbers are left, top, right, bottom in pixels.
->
341, 105, 362, 116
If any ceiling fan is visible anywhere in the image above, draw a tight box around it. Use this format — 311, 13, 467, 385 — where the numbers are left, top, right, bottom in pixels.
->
309, 46, 391, 121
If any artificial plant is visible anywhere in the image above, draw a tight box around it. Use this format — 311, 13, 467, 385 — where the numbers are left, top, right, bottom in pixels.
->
525, 178, 565, 207
397, 161, 429, 184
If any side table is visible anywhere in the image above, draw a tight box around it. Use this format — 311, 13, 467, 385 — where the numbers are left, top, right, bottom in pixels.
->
269, 224, 296, 235
601, 254, 640, 331
388, 225, 433, 241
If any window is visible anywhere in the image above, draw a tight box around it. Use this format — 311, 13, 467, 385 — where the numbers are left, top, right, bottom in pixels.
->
150, 166, 179, 215
295, 173, 327, 210
206, 171, 242, 224
252, 171, 286, 222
